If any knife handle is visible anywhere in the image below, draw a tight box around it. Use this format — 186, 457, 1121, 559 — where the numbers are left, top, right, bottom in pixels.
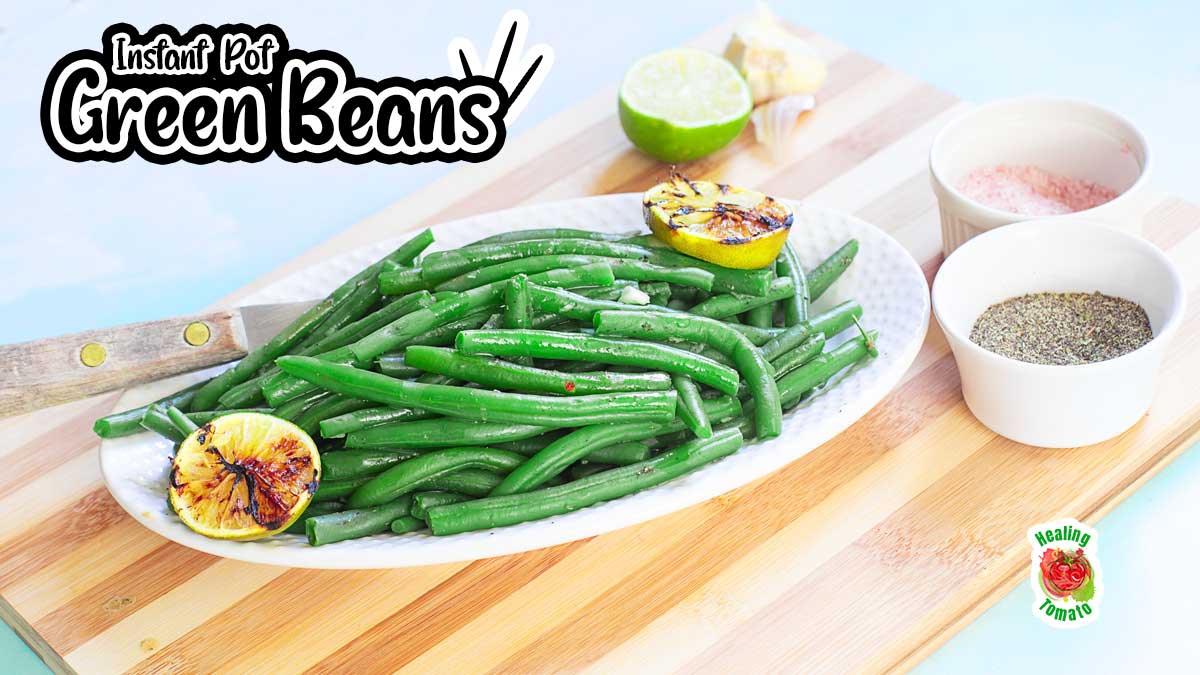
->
0, 310, 249, 419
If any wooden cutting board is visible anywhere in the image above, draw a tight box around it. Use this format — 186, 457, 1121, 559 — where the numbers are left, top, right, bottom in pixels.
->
3, 19, 1199, 675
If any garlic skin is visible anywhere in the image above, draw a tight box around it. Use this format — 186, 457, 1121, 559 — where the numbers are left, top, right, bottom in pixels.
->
724, 6, 827, 105
750, 94, 816, 152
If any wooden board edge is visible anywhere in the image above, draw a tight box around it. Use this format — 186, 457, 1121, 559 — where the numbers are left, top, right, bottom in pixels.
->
886, 419, 1200, 674
0, 593, 76, 675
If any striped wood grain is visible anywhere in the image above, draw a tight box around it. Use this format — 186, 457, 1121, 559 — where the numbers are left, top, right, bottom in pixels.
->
2, 18, 1198, 675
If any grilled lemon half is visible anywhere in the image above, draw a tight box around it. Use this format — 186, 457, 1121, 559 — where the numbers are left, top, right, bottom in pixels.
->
643, 174, 793, 269
168, 412, 320, 540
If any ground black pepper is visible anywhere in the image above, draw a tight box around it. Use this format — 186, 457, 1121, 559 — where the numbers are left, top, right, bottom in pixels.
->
969, 291, 1152, 365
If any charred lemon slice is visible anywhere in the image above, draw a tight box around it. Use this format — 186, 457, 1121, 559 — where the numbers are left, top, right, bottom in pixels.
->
168, 412, 320, 540
643, 173, 793, 269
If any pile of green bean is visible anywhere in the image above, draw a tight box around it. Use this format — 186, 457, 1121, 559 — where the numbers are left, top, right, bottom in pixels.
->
95, 227, 874, 545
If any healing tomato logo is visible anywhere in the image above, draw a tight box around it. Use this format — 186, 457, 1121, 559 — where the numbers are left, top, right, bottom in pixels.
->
1038, 547, 1095, 601
1027, 518, 1103, 628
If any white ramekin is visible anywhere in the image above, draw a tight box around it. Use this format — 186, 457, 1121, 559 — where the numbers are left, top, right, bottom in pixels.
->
931, 219, 1184, 448
929, 97, 1152, 255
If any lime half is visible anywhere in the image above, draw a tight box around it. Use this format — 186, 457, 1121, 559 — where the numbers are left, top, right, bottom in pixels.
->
619, 48, 753, 163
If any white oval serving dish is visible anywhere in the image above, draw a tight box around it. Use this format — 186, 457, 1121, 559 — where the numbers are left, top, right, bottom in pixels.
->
99, 194, 929, 568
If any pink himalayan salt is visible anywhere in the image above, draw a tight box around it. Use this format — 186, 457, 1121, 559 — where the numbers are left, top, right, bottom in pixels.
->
957, 164, 1119, 216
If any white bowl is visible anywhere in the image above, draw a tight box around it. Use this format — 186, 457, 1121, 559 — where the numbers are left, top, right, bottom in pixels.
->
931, 219, 1184, 448
929, 97, 1151, 255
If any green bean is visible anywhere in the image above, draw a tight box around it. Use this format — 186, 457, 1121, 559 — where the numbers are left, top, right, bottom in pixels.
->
758, 300, 864, 362
323, 449, 424, 480
93, 381, 204, 439
350, 263, 616, 362
306, 496, 413, 546
438, 254, 714, 293
504, 274, 532, 329
348, 447, 527, 508
607, 259, 713, 292
389, 228, 436, 266
190, 297, 336, 411
418, 469, 504, 496
313, 476, 372, 502
215, 374, 270, 409
140, 404, 186, 443
378, 267, 428, 295
319, 406, 437, 439
570, 463, 613, 480
746, 304, 774, 329
493, 432, 565, 454
282, 501, 344, 534
688, 277, 794, 320
628, 235, 773, 296
421, 240, 650, 282
291, 394, 375, 436
726, 322, 782, 346
504, 275, 534, 366
770, 333, 825, 379
644, 281, 672, 306
671, 374, 712, 438
165, 405, 199, 435
293, 280, 380, 353
260, 290, 493, 406
435, 255, 590, 292
574, 281, 636, 299
186, 408, 272, 425
745, 266, 777, 328
409, 491, 471, 520
300, 290, 436, 358
666, 298, 691, 311
271, 389, 327, 422
436, 254, 667, 291
778, 330, 878, 408
581, 441, 650, 465
490, 422, 663, 495
525, 283, 686, 324
427, 427, 743, 535
393, 307, 497, 351
348, 284, 503, 364
777, 242, 810, 325
389, 515, 426, 534
208, 231, 435, 408
375, 355, 422, 379
346, 418, 550, 449
277, 355, 677, 427
456, 329, 741, 396
351, 229, 437, 296
403, 346, 672, 396
593, 310, 783, 440
669, 284, 702, 305
469, 228, 629, 246
495, 431, 655, 469
808, 239, 858, 301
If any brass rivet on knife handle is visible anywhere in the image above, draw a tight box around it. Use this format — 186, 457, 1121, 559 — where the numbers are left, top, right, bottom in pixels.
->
184, 322, 212, 346
0, 308, 251, 419
79, 342, 107, 367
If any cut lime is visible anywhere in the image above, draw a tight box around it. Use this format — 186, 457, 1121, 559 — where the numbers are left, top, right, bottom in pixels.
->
643, 173, 792, 269
619, 48, 753, 163
169, 412, 320, 540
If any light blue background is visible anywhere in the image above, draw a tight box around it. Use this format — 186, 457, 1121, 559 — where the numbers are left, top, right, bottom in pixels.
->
3, 1, 1198, 672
